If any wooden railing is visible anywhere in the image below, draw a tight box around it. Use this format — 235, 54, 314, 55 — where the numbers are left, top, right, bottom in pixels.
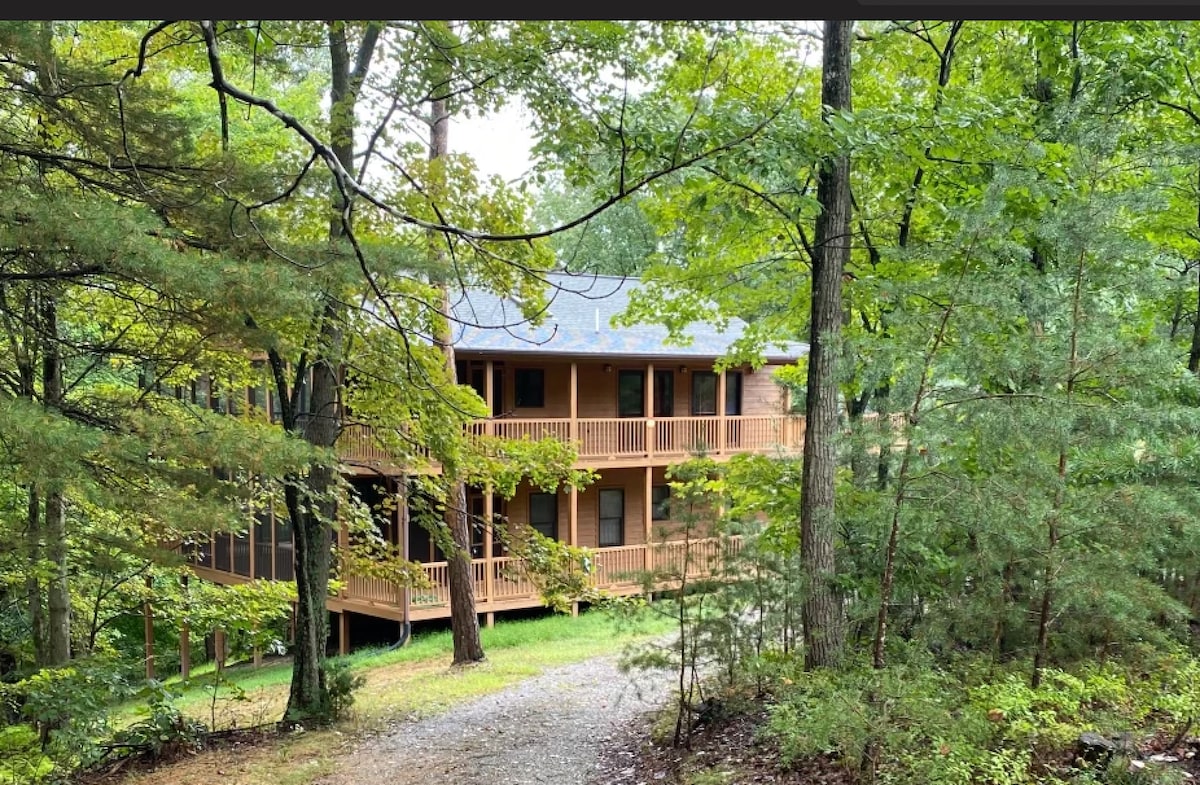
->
342, 536, 746, 611
338, 415, 806, 465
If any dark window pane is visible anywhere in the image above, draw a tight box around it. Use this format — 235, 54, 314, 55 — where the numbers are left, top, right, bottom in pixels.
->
599, 489, 624, 547
618, 371, 645, 418
529, 492, 557, 539
691, 372, 717, 415
653, 370, 674, 417
651, 485, 671, 521
515, 368, 545, 408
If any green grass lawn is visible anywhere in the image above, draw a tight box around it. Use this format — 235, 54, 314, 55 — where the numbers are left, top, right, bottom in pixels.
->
116, 606, 674, 731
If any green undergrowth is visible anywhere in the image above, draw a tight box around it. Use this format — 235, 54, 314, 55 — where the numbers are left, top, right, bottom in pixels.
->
762, 643, 1200, 785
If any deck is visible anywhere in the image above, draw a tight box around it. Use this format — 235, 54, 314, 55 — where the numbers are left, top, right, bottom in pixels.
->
191, 537, 743, 623
337, 414, 805, 472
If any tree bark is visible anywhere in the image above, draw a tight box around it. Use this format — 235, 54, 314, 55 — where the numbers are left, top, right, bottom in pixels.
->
42, 294, 70, 666
285, 20, 380, 723
427, 79, 486, 665
26, 484, 47, 666
800, 19, 853, 671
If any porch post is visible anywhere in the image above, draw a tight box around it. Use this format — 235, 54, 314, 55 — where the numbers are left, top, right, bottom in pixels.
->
569, 484, 578, 546
269, 504, 277, 581
717, 368, 727, 455
338, 522, 349, 599
569, 361, 578, 445
484, 485, 494, 611
645, 362, 655, 459
399, 477, 411, 633
338, 612, 350, 656
248, 510, 256, 579
644, 466, 654, 572
485, 359, 495, 436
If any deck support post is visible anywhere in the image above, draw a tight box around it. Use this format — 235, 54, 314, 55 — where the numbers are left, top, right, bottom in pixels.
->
486, 611, 495, 628
484, 486, 495, 609
248, 509, 256, 579
571, 601, 579, 617
338, 612, 350, 656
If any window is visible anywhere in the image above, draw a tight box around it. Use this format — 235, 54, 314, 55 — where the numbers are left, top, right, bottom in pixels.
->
653, 370, 674, 417
652, 485, 672, 521
618, 370, 645, 417
691, 371, 717, 415
725, 371, 743, 416
529, 492, 557, 540
599, 489, 624, 547
515, 368, 544, 408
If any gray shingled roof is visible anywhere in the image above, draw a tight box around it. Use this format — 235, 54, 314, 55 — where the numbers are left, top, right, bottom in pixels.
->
449, 272, 806, 362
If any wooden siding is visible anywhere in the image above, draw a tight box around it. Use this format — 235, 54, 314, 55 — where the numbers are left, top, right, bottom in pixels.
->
743, 363, 788, 416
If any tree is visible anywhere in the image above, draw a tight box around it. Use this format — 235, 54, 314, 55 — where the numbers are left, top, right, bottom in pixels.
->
799, 20, 853, 670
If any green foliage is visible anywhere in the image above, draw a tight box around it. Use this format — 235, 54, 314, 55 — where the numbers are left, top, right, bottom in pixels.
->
320, 659, 366, 722
0, 725, 54, 784
4, 657, 128, 773
111, 680, 208, 760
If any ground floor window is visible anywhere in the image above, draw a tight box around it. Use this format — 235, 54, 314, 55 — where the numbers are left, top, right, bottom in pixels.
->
651, 485, 672, 521
599, 488, 625, 547
529, 491, 558, 540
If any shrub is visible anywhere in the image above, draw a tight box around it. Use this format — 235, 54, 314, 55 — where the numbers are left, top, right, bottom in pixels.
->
322, 659, 366, 721
112, 681, 208, 760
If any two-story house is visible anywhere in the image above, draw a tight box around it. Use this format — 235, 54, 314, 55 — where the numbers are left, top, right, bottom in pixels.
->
184, 274, 806, 652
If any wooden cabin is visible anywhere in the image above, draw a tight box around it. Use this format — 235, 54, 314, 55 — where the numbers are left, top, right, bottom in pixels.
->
184, 274, 807, 649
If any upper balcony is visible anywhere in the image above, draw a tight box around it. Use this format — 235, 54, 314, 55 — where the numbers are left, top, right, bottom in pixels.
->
337, 356, 804, 470
339, 414, 803, 469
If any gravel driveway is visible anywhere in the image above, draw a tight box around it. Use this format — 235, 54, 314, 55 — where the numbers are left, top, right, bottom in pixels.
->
316, 653, 673, 785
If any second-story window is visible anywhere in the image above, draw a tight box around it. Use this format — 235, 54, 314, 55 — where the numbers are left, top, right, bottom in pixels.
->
691, 371, 717, 415
515, 368, 545, 408
618, 370, 645, 417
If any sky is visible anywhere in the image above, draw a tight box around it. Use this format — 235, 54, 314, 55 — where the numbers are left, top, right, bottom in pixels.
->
452, 103, 537, 185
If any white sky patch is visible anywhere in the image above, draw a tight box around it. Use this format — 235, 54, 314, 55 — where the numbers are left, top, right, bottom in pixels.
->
452, 101, 536, 186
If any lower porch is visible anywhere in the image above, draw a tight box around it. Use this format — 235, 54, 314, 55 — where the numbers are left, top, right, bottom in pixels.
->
333, 535, 743, 623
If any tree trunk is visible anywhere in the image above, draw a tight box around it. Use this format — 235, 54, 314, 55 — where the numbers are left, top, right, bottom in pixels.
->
427, 81, 486, 665
284, 21, 379, 723
26, 484, 47, 666
800, 19, 853, 671
41, 294, 70, 666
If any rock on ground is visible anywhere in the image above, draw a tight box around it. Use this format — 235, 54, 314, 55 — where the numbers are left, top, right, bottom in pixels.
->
316, 653, 672, 785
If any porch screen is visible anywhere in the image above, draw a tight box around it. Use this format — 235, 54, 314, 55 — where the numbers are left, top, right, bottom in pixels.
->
599, 488, 624, 547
